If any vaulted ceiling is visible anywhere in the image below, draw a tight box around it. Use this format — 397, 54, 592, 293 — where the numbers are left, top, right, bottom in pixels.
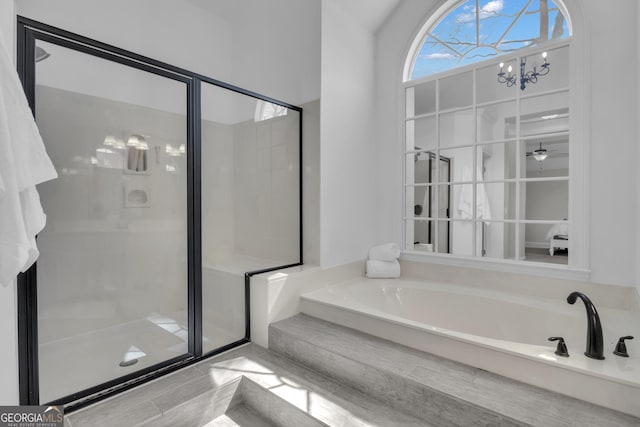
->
186, 0, 401, 33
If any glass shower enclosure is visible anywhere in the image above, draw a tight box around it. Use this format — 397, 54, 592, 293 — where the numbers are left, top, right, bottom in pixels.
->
33, 39, 191, 403
17, 17, 301, 408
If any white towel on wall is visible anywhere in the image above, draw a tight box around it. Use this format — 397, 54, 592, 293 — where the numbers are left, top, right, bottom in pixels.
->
366, 259, 401, 279
368, 243, 400, 261
456, 165, 492, 222
0, 29, 57, 286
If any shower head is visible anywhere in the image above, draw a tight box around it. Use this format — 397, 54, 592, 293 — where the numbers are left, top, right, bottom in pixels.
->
35, 46, 50, 63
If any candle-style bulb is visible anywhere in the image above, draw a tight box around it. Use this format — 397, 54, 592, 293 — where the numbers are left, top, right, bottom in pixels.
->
499, 62, 504, 69
507, 65, 513, 74
542, 51, 548, 59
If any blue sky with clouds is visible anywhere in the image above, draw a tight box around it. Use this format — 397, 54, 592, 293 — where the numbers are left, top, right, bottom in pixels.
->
412, 0, 569, 80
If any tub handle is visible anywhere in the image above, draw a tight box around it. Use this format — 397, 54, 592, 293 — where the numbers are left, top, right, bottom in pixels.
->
548, 337, 569, 357
613, 336, 634, 358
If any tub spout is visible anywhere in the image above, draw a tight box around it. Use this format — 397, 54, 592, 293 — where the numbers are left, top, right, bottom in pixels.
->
567, 292, 605, 360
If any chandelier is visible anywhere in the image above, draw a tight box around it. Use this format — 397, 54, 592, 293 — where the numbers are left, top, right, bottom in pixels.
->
497, 52, 550, 91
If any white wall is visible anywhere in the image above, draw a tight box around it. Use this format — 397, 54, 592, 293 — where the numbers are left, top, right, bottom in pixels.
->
18, 1, 233, 83
0, 2, 14, 56
525, 170, 569, 246
320, 0, 378, 267
200, 100, 304, 268
213, 0, 321, 106
201, 120, 235, 264
302, 100, 321, 265
583, 0, 638, 286
375, 0, 640, 286
232, 114, 301, 263
0, 0, 19, 406
34, 41, 190, 117
375, 0, 433, 253
17, 0, 321, 107
637, 2, 640, 297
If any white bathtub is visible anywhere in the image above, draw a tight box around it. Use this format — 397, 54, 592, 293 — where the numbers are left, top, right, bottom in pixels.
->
301, 278, 640, 417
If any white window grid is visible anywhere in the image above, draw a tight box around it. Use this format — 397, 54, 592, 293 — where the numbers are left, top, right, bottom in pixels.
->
403, 40, 571, 261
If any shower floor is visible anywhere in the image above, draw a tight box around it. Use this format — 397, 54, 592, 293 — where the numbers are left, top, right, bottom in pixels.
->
38, 310, 239, 403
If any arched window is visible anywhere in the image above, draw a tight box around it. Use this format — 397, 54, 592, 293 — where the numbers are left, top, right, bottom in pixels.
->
403, 0, 579, 269
406, 0, 571, 81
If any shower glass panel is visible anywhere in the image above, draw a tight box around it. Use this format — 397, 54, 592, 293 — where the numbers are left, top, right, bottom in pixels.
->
200, 82, 300, 354
34, 40, 189, 402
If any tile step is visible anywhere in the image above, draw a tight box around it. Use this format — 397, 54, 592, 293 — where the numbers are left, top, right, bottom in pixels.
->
66, 343, 426, 427
269, 313, 640, 427
204, 404, 274, 427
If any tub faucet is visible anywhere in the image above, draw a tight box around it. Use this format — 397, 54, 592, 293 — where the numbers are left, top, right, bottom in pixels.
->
567, 292, 605, 360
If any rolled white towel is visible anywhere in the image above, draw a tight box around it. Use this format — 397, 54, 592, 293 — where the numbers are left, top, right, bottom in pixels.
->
368, 243, 400, 261
366, 259, 401, 279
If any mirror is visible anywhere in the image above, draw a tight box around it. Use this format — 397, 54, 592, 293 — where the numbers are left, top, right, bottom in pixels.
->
407, 46, 570, 264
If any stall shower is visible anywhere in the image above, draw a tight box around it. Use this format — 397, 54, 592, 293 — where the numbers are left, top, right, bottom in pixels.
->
18, 18, 301, 408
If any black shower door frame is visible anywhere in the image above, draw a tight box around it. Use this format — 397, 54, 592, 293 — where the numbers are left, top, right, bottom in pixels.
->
16, 16, 303, 411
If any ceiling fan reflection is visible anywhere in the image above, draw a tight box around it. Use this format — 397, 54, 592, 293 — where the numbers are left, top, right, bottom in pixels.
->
526, 142, 549, 161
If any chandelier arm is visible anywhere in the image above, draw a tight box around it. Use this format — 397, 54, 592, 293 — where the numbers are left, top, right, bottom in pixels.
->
538, 63, 551, 76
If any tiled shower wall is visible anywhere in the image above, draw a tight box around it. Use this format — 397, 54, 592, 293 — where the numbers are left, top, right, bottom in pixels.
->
35, 84, 300, 344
